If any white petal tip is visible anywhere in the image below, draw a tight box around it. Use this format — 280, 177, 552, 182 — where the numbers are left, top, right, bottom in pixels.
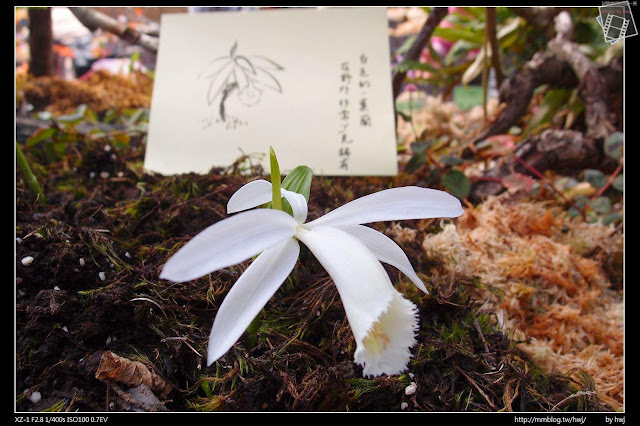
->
206, 355, 216, 367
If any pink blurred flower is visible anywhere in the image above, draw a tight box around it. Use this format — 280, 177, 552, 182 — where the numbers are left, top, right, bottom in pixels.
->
404, 83, 418, 93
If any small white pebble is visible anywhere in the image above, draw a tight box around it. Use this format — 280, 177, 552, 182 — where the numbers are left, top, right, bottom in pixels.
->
99, 272, 106, 281
79, 258, 85, 266
100, 171, 110, 179
21, 256, 34, 266
29, 391, 42, 404
18, 289, 26, 297
106, 336, 112, 345
16, 237, 22, 244
117, 171, 124, 178
124, 252, 131, 258
53, 286, 60, 291
62, 326, 68, 332
89, 172, 96, 178
104, 144, 111, 152
34, 232, 43, 238
401, 402, 409, 410
405, 382, 417, 396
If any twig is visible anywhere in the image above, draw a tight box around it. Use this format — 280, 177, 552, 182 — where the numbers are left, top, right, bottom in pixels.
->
392, 7, 448, 98
592, 158, 623, 200
472, 316, 490, 354
105, 380, 110, 412
130, 297, 167, 318
550, 390, 597, 412
514, 154, 587, 220
69, 7, 158, 53
161, 336, 203, 358
482, 11, 489, 122
485, 8, 503, 88
455, 365, 497, 410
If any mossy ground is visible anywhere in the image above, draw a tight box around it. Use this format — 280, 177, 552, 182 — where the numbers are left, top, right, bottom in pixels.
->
15, 128, 614, 412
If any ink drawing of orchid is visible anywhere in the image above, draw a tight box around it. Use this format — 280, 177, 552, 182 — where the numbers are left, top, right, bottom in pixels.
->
160, 148, 463, 377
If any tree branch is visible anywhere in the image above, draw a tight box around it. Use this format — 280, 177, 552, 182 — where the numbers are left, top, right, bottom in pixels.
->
548, 12, 614, 141
69, 7, 159, 53
392, 7, 448, 98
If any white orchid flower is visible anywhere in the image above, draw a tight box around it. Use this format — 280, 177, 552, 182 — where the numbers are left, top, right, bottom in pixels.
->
160, 179, 463, 377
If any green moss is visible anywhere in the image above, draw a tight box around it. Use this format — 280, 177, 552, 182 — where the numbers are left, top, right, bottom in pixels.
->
346, 378, 380, 399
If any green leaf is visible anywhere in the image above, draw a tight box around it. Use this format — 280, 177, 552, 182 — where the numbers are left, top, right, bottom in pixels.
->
602, 211, 622, 225
393, 35, 416, 57
444, 39, 474, 67
439, 155, 467, 166
129, 51, 140, 74
281, 165, 313, 201
57, 104, 88, 126
583, 169, 606, 189
441, 170, 471, 199
612, 173, 623, 192
103, 108, 118, 124
269, 146, 282, 211
433, 26, 484, 44
405, 152, 427, 173
588, 196, 611, 214
200, 379, 213, 398
604, 132, 623, 160
410, 140, 433, 155
278, 165, 313, 217
393, 59, 439, 74
26, 127, 57, 147
522, 88, 571, 136
452, 85, 484, 110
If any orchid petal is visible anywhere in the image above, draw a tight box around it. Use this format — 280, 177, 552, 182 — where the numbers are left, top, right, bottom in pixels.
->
160, 209, 297, 282
336, 224, 428, 293
295, 226, 418, 377
227, 180, 308, 223
281, 188, 308, 224
227, 179, 272, 214
207, 237, 299, 365
304, 186, 464, 229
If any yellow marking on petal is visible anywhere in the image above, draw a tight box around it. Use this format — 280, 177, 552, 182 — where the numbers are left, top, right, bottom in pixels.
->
363, 322, 390, 355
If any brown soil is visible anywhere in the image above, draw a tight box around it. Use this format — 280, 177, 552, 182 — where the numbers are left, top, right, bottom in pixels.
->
15, 130, 615, 412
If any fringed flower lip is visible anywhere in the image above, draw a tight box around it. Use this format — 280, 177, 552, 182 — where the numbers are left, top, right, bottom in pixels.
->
160, 179, 463, 377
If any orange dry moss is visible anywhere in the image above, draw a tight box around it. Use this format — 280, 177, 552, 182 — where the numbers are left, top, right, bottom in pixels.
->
423, 194, 624, 410
22, 70, 153, 115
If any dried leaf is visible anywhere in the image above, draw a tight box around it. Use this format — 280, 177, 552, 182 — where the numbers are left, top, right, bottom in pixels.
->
501, 173, 535, 193
95, 351, 172, 399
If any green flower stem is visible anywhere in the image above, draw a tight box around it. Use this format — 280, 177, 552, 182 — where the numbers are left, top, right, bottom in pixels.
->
16, 142, 45, 204
269, 146, 282, 211
245, 311, 262, 350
